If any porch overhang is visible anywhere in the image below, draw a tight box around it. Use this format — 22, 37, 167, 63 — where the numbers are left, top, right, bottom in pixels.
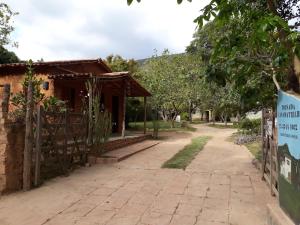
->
47, 71, 151, 97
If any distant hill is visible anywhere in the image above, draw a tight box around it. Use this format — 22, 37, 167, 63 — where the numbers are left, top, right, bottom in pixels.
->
136, 53, 185, 66
136, 58, 149, 65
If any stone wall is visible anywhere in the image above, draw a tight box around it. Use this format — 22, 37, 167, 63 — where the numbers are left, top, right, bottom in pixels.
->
0, 85, 25, 194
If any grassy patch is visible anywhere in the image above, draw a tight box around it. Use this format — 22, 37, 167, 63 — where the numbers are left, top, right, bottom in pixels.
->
190, 119, 207, 124
208, 124, 236, 129
128, 121, 196, 132
162, 136, 211, 169
226, 133, 262, 162
244, 141, 262, 162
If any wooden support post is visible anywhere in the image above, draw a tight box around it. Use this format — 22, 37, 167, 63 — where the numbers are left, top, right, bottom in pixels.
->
143, 96, 147, 135
88, 83, 93, 146
34, 105, 43, 187
23, 81, 33, 191
122, 82, 126, 138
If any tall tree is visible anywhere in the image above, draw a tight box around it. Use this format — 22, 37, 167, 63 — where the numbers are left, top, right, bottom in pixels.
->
139, 50, 204, 125
187, 19, 283, 112
0, 46, 19, 63
0, 3, 19, 63
105, 54, 138, 75
139, 50, 187, 124
0, 3, 18, 47
128, 0, 300, 93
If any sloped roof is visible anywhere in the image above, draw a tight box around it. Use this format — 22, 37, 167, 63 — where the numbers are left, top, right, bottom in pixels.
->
48, 71, 151, 97
0, 58, 112, 74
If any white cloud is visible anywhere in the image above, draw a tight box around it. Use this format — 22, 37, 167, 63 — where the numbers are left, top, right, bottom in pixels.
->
6, 0, 210, 61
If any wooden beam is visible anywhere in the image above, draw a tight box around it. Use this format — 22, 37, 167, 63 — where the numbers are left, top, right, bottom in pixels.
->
144, 97, 147, 134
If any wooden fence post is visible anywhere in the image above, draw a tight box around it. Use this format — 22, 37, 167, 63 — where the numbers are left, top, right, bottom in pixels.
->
34, 105, 43, 186
143, 96, 147, 135
23, 81, 33, 191
88, 84, 93, 146
63, 109, 68, 172
261, 109, 266, 180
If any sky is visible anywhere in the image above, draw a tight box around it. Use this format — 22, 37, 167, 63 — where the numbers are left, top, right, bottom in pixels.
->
6, 0, 210, 61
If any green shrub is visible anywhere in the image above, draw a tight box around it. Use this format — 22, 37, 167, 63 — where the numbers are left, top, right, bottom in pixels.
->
180, 112, 189, 121
238, 118, 261, 135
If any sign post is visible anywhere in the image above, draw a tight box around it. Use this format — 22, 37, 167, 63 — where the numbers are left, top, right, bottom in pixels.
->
277, 90, 300, 224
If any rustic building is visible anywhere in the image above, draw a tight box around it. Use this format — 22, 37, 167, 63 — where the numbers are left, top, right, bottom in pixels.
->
0, 59, 151, 133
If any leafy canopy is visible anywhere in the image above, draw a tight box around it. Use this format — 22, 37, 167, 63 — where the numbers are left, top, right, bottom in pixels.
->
138, 50, 203, 122
127, 0, 300, 93
0, 3, 18, 46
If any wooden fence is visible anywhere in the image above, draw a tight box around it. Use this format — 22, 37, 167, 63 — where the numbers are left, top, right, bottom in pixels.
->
33, 105, 88, 186
261, 109, 279, 197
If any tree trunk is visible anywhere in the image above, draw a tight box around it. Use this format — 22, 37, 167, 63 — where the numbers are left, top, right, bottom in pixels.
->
188, 100, 192, 122
171, 115, 177, 128
224, 114, 228, 126
23, 82, 33, 191
160, 111, 168, 121
237, 112, 241, 122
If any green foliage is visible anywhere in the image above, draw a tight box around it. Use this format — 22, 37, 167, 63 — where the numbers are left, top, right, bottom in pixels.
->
208, 124, 236, 129
194, 0, 300, 93
187, 18, 285, 112
180, 112, 189, 121
10, 60, 45, 119
126, 98, 144, 124
152, 119, 159, 139
43, 96, 66, 112
238, 118, 261, 135
85, 79, 112, 154
92, 94, 112, 154
245, 141, 262, 162
10, 60, 69, 120
0, 3, 18, 46
105, 54, 138, 75
162, 136, 211, 169
105, 54, 144, 125
128, 0, 300, 106
138, 50, 203, 123
128, 120, 195, 132
0, 46, 19, 63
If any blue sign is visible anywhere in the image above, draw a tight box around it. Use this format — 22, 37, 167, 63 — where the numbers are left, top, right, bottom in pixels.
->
277, 90, 300, 224
278, 91, 300, 160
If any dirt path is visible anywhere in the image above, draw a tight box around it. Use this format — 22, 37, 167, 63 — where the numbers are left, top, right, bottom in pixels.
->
0, 124, 275, 225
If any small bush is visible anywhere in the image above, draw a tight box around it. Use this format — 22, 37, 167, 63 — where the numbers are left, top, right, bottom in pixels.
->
180, 112, 189, 121
238, 118, 261, 135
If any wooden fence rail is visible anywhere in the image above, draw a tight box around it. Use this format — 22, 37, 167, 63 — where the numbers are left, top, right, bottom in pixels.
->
33, 105, 88, 185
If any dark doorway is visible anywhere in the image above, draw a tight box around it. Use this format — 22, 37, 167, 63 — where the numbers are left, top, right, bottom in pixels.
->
205, 111, 209, 122
112, 96, 119, 133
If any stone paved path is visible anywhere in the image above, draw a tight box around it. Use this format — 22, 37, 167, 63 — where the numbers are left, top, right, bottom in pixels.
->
0, 124, 276, 225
